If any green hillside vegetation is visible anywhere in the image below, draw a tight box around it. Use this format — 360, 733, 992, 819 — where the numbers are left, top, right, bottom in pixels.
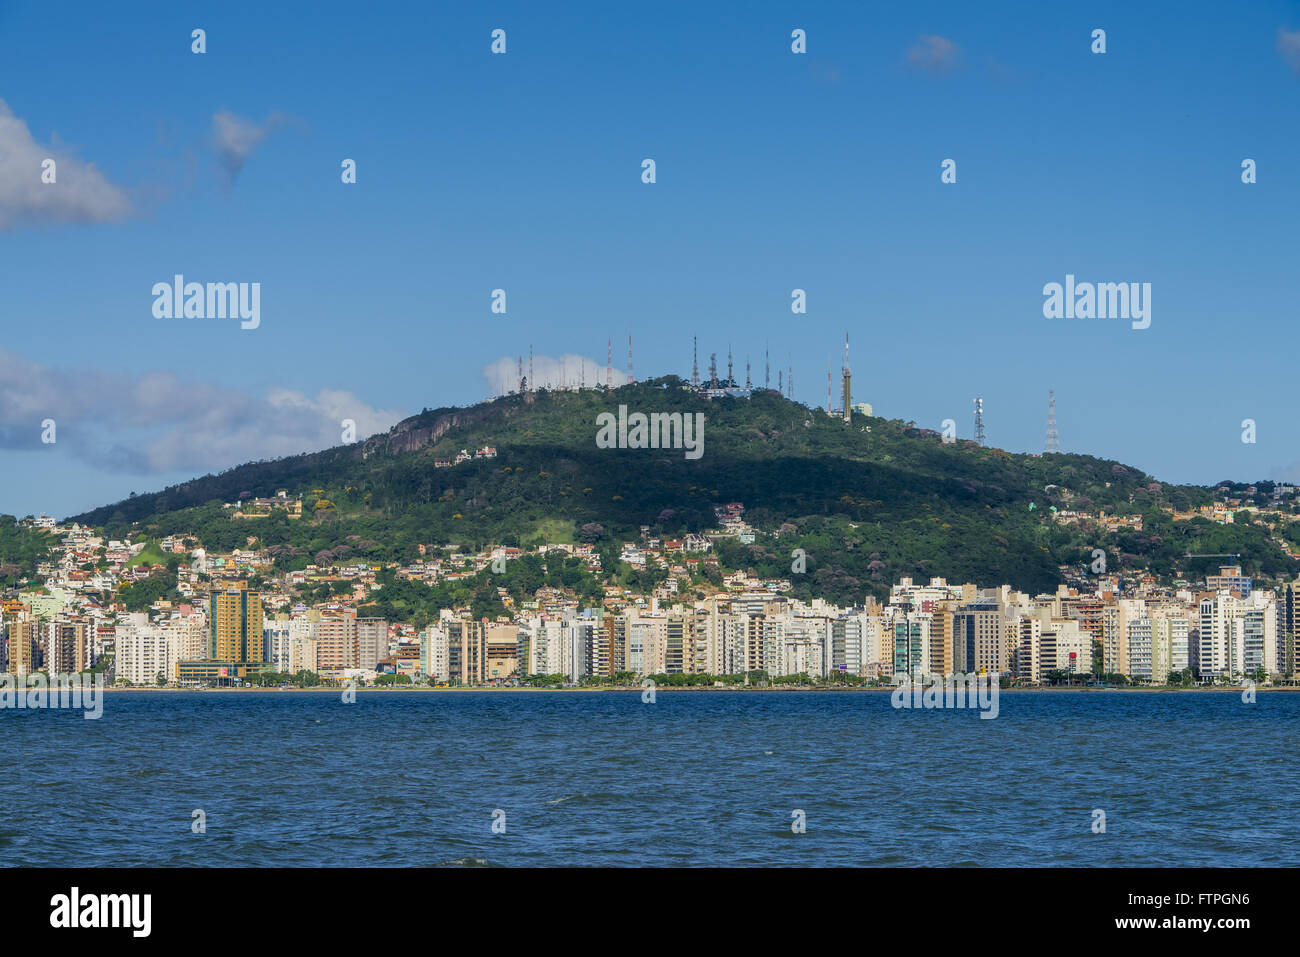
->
0, 518, 58, 586
68, 377, 1296, 605
116, 569, 183, 612
127, 541, 169, 568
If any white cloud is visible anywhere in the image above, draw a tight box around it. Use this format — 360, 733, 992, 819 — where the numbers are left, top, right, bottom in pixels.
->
0, 98, 130, 229
212, 110, 288, 182
0, 349, 404, 475
1278, 28, 1300, 75
906, 35, 961, 74
482, 353, 633, 395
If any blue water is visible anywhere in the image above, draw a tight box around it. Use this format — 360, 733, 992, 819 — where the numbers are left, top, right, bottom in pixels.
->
1, 690, 1294, 866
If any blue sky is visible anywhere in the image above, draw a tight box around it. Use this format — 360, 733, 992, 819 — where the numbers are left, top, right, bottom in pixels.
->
3, 0, 1300, 517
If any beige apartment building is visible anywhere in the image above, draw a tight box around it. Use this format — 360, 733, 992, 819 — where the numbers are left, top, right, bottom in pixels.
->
5, 618, 39, 676
314, 608, 358, 673
45, 619, 89, 674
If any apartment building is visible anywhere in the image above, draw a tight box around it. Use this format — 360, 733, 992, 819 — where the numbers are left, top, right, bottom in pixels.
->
288, 617, 319, 673
1128, 616, 1190, 683
5, 618, 39, 677
952, 603, 1001, 675
208, 584, 265, 665
264, 617, 293, 672
1039, 618, 1090, 675
1280, 581, 1300, 678
439, 618, 520, 684
1206, 565, 1252, 599
1100, 599, 1146, 676
1196, 591, 1277, 679
420, 623, 449, 681
45, 619, 89, 674
892, 612, 932, 679
1007, 615, 1041, 683
927, 602, 955, 678
314, 608, 358, 674
116, 627, 176, 685
356, 618, 388, 671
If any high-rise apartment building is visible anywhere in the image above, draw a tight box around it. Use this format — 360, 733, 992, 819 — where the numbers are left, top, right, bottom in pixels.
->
420, 623, 449, 681
952, 603, 1001, 674
5, 618, 39, 676
117, 628, 176, 685
45, 619, 89, 674
441, 618, 520, 684
314, 609, 358, 673
1128, 616, 1190, 684
1011, 616, 1042, 683
892, 612, 932, 678
356, 618, 388, 671
1197, 591, 1270, 679
209, 583, 265, 665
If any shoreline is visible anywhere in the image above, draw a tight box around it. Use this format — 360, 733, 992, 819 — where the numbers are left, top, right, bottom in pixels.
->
98, 684, 1294, 694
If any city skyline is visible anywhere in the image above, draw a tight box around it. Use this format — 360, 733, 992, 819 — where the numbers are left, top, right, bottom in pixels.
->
4, 2, 1300, 515
7, 504, 1292, 689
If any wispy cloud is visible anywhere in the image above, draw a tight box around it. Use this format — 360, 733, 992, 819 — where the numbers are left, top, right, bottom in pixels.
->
482, 354, 632, 395
0, 349, 404, 475
212, 110, 291, 182
0, 98, 130, 230
1270, 462, 1300, 485
808, 60, 841, 86
906, 35, 961, 74
985, 57, 1020, 86
1278, 28, 1300, 75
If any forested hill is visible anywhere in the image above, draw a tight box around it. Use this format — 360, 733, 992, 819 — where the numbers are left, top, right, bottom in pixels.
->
65, 376, 1295, 603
